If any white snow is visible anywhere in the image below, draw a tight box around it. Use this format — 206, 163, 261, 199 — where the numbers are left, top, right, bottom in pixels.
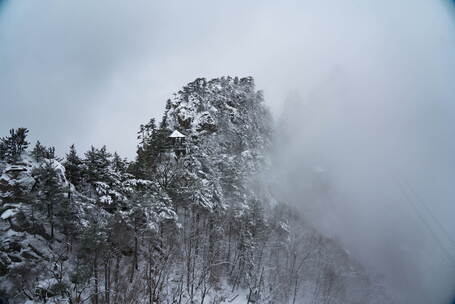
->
169, 130, 186, 138
1, 208, 18, 220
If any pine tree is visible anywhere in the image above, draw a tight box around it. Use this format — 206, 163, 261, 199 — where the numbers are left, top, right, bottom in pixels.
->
96, 146, 113, 183
31, 141, 47, 162
112, 152, 127, 175
57, 186, 78, 238
64, 144, 83, 187
0, 128, 29, 162
35, 160, 64, 241
137, 118, 156, 147
79, 212, 108, 304
81, 146, 116, 205
45, 146, 57, 160
83, 146, 98, 185
83, 146, 112, 185
134, 120, 170, 179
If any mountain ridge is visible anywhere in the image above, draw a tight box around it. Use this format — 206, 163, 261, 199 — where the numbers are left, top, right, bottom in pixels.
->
0, 76, 389, 304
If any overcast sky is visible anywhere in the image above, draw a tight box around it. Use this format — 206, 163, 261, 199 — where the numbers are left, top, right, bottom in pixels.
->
1, 0, 452, 159
1, 1, 455, 303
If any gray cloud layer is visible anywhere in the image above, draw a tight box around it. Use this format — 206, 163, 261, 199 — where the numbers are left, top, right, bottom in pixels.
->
1, 0, 454, 156
1, 1, 455, 303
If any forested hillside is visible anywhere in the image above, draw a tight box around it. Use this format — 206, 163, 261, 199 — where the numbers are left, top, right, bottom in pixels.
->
0, 77, 388, 304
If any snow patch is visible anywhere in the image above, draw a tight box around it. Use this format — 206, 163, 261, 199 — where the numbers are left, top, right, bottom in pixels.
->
1, 208, 18, 220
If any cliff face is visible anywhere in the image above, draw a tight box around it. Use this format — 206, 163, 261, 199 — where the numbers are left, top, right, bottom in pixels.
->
159, 77, 274, 212
163, 77, 271, 150
0, 77, 389, 304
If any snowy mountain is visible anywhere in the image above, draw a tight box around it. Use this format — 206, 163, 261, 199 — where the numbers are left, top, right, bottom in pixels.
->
0, 77, 390, 304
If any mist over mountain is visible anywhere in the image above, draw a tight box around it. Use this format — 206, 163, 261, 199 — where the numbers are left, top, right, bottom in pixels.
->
0, 77, 394, 304
2, 1, 455, 303
273, 72, 455, 304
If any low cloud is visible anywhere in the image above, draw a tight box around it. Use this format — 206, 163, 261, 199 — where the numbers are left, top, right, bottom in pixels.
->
1, 1, 455, 302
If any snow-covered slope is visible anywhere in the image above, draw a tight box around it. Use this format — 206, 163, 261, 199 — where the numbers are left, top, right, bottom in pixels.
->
0, 77, 390, 304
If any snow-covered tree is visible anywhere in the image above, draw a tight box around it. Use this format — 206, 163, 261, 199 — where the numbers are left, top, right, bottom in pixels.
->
0, 128, 29, 162
34, 160, 66, 240
31, 140, 47, 162
64, 144, 83, 187
0, 77, 390, 304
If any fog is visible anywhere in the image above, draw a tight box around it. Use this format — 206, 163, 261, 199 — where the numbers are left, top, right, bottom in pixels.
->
1, 0, 455, 303
275, 68, 455, 303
